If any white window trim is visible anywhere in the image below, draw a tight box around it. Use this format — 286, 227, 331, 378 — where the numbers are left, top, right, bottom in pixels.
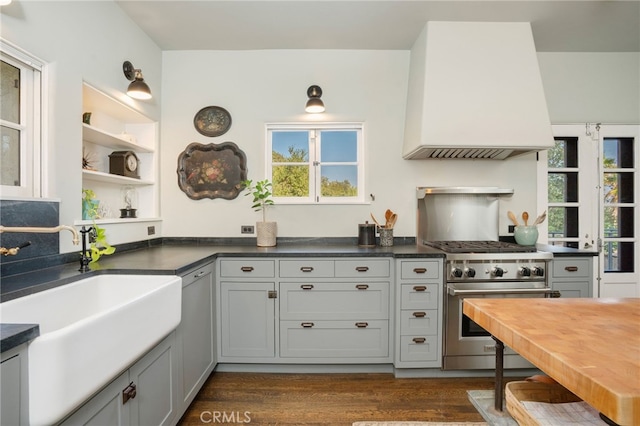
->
265, 122, 365, 205
0, 38, 45, 198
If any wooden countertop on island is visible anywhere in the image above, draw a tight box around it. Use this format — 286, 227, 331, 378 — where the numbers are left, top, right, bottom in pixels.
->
463, 297, 640, 426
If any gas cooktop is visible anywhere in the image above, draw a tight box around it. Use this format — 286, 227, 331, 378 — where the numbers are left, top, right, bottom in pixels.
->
423, 240, 537, 254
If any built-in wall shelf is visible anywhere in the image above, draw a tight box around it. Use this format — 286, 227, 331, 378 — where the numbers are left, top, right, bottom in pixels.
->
82, 170, 153, 186
81, 82, 159, 224
74, 217, 162, 226
82, 124, 154, 153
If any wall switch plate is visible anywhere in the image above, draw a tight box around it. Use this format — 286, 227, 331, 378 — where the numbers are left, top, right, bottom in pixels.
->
241, 225, 254, 234
147, 226, 155, 235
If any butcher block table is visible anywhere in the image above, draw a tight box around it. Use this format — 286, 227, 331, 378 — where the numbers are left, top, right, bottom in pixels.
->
463, 297, 640, 426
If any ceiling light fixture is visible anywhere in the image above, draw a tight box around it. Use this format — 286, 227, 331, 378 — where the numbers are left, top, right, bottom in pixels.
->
0, 0, 13, 6
305, 85, 325, 113
123, 61, 152, 100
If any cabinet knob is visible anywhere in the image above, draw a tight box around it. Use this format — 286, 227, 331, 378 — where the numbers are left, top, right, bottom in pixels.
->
301, 322, 314, 328
413, 267, 427, 274
122, 382, 137, 404
355, 266, 369, 272
413, 285, 427, 292
300, 266, 314, 272
564, 266, 579, 272
355, 284, 369, 290
355, 322, 369, 328
300, 284, 314, 290
240, 266, 254, 272
412, 337, 426, 344
413, 311, 426, 318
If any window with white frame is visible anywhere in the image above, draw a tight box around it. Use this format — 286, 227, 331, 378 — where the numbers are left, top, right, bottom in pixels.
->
1, 40, 43, 198
266, 123, 364, 204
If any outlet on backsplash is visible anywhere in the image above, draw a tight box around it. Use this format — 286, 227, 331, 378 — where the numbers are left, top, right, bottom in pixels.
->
147, 226, 155, 235
241, 225, 255, 234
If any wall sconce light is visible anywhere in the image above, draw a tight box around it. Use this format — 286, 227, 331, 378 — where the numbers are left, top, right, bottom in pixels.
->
305, 85, 325, 113
123, 61, 152, 100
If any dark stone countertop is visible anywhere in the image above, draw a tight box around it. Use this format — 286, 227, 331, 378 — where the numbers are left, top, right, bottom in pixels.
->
1, 323, 40, 354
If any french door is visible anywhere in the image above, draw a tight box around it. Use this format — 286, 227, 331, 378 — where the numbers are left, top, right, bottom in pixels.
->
538, 124, 640, 297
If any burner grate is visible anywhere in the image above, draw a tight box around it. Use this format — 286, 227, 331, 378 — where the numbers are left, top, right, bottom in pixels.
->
424, 240, 537, 253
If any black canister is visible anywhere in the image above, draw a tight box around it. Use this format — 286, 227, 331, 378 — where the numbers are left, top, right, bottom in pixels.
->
358, 222, 376, 247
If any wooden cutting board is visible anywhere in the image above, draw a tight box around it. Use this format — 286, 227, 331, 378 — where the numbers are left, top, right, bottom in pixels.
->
463, 297, 640, 426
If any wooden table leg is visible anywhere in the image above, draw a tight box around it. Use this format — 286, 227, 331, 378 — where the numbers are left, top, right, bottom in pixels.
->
493, 336, 505, 411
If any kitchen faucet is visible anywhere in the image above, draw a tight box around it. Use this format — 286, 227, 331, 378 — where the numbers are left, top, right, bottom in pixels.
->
0, 224, 86, 269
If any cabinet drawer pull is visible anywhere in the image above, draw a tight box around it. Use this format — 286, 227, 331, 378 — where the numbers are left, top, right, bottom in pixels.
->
300, 266, 314, 272
356, 284, 369, 290
413, 311, 426, 318
122, 382, 137, 404
413, 267, 427, 274
193, 271, 206, 278
301, 322, 314, 328
355, 322, 369, 328
240, 266, 254, 272
412, 337, 426, 344
300, 284, 314, 290
564, 266, 579, 272
355, 266, 369, 272
413, 285, 427, 292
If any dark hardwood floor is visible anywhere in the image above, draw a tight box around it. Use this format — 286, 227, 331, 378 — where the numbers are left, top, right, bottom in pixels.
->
177, 372, 510, 425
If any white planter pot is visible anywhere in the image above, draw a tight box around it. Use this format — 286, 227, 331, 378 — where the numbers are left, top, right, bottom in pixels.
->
256, 221, 277, 247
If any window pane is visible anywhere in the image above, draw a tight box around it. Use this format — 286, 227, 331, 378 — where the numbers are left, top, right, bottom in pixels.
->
320, 131, 357, 162
272, 165, 309, 196
604, 241, 634, 272
604, 206, 634, 238
548, 206, 578, 239
1, 60, 20, 123
272, 131, 309, 163
603, 138, 634, 169
548, 172, 578, 203
604, 172, 634, 203
1, 125, 20, 186
549, 137, 578, 168
320, 165, 357, 197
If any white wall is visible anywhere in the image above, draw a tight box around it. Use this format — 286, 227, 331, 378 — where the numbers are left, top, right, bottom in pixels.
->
538, 52, 640, 124
1, 1, 162, 253
161, 50, 539, 239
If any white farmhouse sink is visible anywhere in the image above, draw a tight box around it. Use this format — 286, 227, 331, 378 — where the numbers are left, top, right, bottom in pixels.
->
0, 274, 182, 426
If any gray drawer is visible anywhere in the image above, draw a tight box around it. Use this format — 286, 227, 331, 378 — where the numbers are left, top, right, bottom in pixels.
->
400, 260, 441, 280
399, 335, 438, 362
335, 259, 390, 278
399, 309, 438, 336
552, 258, 591, 278
400, 283, 439, 310
279, 260, 334, 278
219, 259, 275, 277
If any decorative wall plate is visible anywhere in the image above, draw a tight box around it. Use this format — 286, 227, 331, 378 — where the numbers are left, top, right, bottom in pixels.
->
193, 106, 232, 137
177, 142, 247, 200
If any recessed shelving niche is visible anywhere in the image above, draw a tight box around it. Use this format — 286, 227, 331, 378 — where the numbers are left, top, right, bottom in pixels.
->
80, 82, 159, 225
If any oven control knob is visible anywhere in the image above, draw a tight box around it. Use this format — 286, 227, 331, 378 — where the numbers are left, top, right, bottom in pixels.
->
519, 266, 531, 277
533, 266, 545, 277
465, 267, 476, 278
451, 267, 463, 278
492, 266, 504, 277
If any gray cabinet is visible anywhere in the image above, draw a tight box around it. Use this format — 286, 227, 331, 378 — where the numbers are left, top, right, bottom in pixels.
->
217, 257, 392, 363
1, 345, 29, 425
60, 332, 177, 426
394, 259, 443, 368
218, 259, 276, 360
550, 257, 593, 298
176, 263, 216, 413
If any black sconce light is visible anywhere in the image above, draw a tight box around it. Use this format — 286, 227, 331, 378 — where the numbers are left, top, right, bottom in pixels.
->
305, 85, 325, 113
123, 61, 152, 100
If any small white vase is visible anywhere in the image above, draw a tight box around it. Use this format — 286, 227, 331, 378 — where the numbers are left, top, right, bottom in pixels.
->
256, 221, 277, 247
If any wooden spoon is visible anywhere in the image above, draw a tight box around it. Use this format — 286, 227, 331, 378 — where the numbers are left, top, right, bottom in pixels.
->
522, 211, 529, 226
370, 213, 383, 228
388, 213, 397, 229
507, 211, 520, 226
533, 210, 547, 225
385, 209, 393, 223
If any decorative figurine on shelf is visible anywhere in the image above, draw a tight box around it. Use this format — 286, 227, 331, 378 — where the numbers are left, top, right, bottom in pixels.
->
120, 185, 138, 219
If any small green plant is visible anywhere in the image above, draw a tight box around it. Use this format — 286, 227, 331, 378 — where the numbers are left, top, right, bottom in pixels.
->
81, 188, 115, 262
242, 179, 274, 222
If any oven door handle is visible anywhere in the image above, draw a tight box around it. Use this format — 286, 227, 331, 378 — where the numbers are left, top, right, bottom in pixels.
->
447, 287, 553, 296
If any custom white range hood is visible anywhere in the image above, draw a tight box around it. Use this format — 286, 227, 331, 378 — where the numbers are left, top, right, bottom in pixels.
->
403, 21, 555, 160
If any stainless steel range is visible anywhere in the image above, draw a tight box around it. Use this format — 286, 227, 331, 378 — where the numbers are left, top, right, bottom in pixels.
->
416, 187, 555, 370
425, 240, 554, 370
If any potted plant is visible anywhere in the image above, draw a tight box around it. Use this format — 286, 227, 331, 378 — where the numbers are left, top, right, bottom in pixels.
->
242, 179, 276, 247
81, 188, 115, 262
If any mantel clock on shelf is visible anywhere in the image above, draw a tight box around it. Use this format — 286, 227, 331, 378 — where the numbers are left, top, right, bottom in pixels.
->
109, 150, 140, 179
